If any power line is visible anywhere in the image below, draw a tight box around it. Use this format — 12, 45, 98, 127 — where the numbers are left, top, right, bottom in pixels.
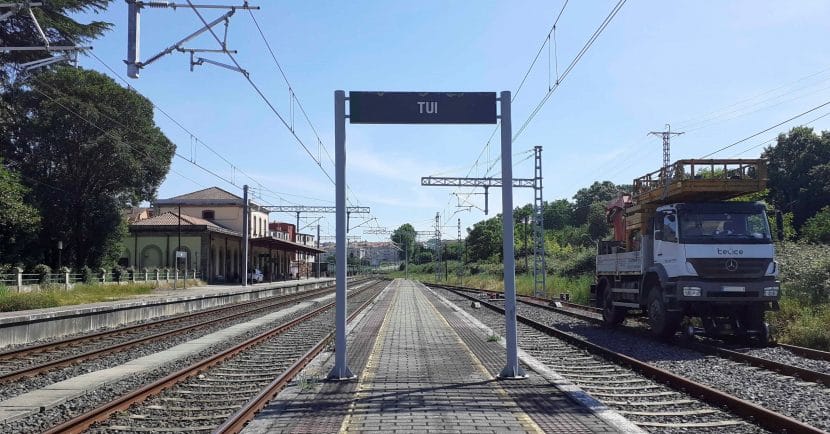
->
701, 99, 830, 158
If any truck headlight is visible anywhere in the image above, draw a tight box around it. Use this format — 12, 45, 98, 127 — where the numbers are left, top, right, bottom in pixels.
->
683, 286, 702, 297
764, 286, 779, 297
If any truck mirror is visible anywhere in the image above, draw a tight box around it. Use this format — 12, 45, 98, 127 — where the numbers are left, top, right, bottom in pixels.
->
654, 229, 663, 241
775, 210, 784, 241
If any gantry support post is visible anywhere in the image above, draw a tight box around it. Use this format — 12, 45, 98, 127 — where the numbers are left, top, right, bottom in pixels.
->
329, 90, 354, 380
499, 91, 526, 379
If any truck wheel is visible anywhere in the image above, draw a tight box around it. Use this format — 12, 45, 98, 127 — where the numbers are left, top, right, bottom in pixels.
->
743, 307, 770, 347
602, 289, 625, 327
647, 285, 681, 338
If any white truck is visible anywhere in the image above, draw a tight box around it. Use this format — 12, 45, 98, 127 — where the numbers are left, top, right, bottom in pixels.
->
591, 159, 781, 344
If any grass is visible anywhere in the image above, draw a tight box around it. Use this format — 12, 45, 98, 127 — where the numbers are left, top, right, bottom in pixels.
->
0, 280, 205, 312
390, 269, 593, 304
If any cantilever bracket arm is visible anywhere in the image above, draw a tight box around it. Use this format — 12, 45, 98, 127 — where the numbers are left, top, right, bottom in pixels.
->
191, 55, 248, 77
133, 9, 234, 71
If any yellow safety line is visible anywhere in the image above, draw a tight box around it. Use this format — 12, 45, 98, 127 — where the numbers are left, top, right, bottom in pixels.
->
417, 284, 544, 434
338, 282, 399, 433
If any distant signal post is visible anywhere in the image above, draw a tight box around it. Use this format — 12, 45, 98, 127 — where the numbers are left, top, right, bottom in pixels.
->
331, 91, 526, 380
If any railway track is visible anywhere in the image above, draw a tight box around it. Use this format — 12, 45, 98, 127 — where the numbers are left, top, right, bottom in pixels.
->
430, 283, 827, 434
0, 278, 369, 389
44, 279, 388, 434
438, 283, 830, 387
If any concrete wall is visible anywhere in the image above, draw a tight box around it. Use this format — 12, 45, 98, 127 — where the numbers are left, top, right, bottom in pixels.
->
0, 278, 337, 348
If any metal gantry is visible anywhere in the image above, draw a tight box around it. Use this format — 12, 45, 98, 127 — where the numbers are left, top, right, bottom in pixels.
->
421, 177, 534, 215
264, 205, 370, 232
421, 146, 547, 297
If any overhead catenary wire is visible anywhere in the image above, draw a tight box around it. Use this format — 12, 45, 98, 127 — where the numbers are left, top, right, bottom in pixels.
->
184, 0, 336, 188
512, 0, 627, 143
85, 51, 323, 206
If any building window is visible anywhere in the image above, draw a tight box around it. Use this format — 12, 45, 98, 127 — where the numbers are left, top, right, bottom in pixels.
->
202, 210, 215, 220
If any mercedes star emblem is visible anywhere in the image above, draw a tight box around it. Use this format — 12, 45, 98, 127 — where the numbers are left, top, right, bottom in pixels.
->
725, 258, 739, 272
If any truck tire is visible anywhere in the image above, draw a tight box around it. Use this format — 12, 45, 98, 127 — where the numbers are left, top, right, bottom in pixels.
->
647, 284, 681, 338
602, 288, 625, 327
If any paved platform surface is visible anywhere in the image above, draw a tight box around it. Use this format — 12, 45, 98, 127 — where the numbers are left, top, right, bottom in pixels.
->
244, 279, 623, 433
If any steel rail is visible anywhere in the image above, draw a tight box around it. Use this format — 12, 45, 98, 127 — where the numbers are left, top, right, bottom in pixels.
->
43, 280, 385, 434
0, 280, 369, 383
779, 343, 830, 362
440, 285, 826, 434
216, 281, 384, 433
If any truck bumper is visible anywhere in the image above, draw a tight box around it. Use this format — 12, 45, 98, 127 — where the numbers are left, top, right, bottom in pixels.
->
665, 279, 780, 311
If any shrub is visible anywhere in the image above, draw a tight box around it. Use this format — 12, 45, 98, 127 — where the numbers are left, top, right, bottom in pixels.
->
801, 206, 830, 244
768, 298, 830, 351
777, 243, 830, 304
31, 264, 51, 284
81, 266, 95, 284
112, 267, 125, 282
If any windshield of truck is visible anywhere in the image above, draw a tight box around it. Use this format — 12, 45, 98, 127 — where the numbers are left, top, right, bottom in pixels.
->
679, 209, 771, 244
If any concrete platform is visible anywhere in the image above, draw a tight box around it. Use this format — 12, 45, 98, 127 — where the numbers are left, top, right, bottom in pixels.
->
243, 279, 639, 433
0, 277, 336, 348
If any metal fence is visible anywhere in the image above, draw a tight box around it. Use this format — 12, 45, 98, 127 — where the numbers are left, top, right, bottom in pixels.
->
0, 270, 203, 293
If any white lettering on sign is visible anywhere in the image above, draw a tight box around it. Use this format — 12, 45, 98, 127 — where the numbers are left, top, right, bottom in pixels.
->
417, 101, 438, 114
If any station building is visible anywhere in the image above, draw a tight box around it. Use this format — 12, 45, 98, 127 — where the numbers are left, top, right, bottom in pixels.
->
119, 187, 325, 284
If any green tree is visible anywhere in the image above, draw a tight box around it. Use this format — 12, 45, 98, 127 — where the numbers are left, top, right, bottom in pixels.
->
1, 1, 113, 84
586, 202, 610, 241
466, 216, 502, 262
802, 206, 830, 244
0, 160, 41, 263
390, 223, 416, 261
572, 181, 628, 225
1, 67, 175, 268
543, 199, 573, 230
763, 127, 830, 230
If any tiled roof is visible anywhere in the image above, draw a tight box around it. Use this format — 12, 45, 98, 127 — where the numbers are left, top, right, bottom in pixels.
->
165, 187, 241, 201
131, 212, 239, 235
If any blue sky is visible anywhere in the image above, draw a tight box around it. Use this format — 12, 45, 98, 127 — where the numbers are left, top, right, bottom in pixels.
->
74, 1, 830, 239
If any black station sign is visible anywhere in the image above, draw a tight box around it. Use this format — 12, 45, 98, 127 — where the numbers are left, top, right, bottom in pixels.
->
349, 92, 497, 124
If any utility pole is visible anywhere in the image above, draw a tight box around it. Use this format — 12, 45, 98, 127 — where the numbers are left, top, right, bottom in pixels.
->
457, 218, 463, 284
242, 185, 249, 287
532, 145, 546, 297
434, 212, 441, 283
649, 124, 684, 186
175, 203, 181, 289
316, 224, 321, 278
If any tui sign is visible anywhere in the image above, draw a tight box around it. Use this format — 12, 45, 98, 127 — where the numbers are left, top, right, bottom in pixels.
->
349, 92, 497, 124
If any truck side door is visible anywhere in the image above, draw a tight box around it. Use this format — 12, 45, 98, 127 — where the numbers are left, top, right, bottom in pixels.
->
654, 211, 683, 277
